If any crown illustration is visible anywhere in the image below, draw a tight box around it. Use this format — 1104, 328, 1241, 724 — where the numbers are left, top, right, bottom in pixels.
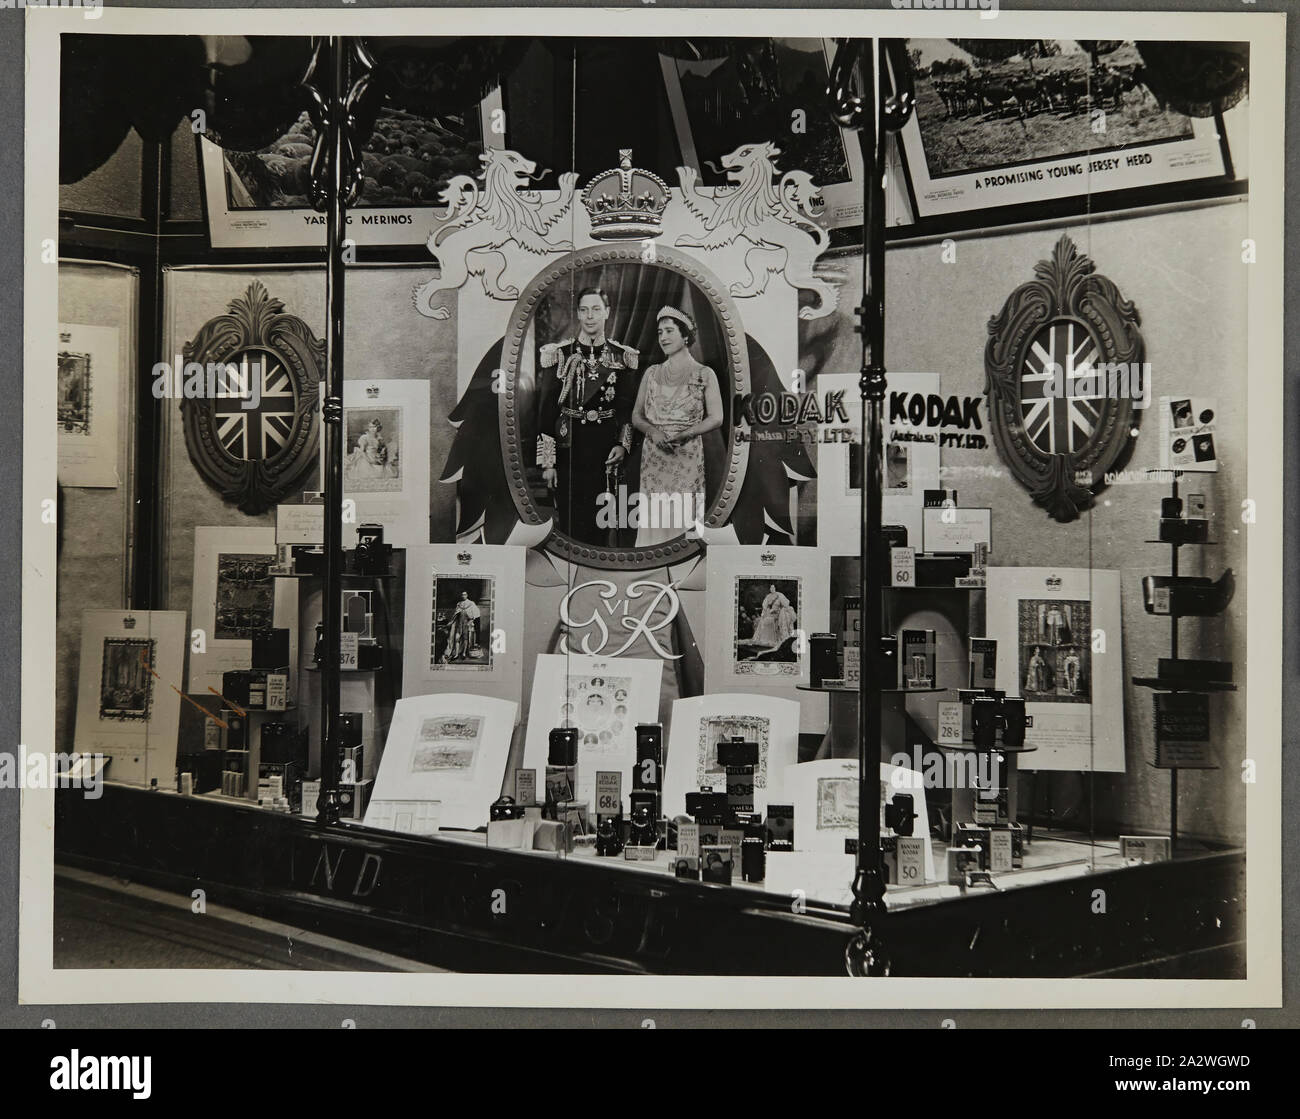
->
456, 551, 472, 565
582, 150, 670, 241
759, 552, 777, 567
1045, 575, 1062, 588
123, 615, 137, 629
366, 385, 380, 399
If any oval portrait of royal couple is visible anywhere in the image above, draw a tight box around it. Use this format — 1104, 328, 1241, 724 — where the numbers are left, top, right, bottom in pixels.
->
505, 248, 749, 568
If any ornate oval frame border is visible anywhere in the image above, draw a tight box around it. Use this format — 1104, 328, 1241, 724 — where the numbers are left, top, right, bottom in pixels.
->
984, 235, 1143, 523
499, 244, 751, 570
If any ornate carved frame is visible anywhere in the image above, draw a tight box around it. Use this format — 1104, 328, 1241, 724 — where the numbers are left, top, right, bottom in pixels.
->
500, 244, 751, 569
984, 234, 1143, 522
180, 280, 325, 515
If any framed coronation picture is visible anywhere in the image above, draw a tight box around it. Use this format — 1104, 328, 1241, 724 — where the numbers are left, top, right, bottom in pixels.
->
703, 545, 829, 732
985, 567, 1124, 772
329, 379, 431, 548
663, 693, 799, 819
73, 610, 188, 789
190, 526, 299, 695
897, 39, 1233, 225
522, 654, 663, 811
401, 544, 526, 712
366, 693, 519, 832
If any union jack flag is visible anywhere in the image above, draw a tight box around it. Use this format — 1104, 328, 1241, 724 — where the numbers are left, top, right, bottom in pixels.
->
213, 351, 297, 462
1019, 322, 1101, 456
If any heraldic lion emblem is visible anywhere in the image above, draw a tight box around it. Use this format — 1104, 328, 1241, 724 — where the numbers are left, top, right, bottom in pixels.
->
412, 149, 578, 319
674, 142, 836, 320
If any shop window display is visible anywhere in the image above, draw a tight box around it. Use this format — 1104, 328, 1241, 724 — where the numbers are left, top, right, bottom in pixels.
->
26, 12, 1280, 1001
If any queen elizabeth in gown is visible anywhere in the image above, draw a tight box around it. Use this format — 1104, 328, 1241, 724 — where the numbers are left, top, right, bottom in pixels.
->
630, 306, 724, 547
750, 584, 797, 649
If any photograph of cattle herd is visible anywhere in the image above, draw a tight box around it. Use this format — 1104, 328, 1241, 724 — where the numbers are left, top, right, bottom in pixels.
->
908, 38, 1196, 178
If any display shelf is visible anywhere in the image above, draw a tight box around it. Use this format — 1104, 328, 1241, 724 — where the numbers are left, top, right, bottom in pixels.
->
1136, 474, 1232, 852
798, 683, 947, 694
1131, 677, 1238, 693
937, 742, 1038, 755
271, 569, 398, 581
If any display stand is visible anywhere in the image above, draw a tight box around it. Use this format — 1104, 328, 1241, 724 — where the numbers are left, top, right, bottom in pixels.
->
1132, 472, 1233, 855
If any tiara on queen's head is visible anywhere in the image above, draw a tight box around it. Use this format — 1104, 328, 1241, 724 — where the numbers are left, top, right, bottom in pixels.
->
656, 306, 696, 335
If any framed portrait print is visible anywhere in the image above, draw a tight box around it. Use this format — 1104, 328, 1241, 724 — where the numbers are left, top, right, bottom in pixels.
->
57, 322, 121, 488
498, 243, 750, 571
190, 526, 299, 694
74, 610, 188, 789
897, 39, 1231, 225
663, 693, 799, 818
401, 544, 526, 711
327, 379, 431, 548
366, 692, 519, 832
703, 545, 829, 732
522, 654, 663, 811
985, 567, 1124, 772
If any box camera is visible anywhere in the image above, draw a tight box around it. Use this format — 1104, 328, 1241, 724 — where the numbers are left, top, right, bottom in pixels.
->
685, 790, 728, 824
353, 523, 392, 576
548, 726, 579, 768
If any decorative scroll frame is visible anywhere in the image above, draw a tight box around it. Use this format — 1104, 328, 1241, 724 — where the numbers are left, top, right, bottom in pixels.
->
984, 234, 1144, 522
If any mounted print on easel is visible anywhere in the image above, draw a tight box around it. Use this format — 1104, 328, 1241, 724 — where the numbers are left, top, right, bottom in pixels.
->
328, 379, 431, 548
663, 693, 799, 818
521, 654, 663, 810
985, 566, 1125, 772
703, 545, 829, 731
74, 610, 188, 789
57, 323, 121, 488
366, 692, 518, 832
401, 544, 526, 710
190, 526, 299, 694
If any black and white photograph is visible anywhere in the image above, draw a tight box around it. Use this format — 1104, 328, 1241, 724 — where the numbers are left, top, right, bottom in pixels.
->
697, 714, 771, 791
214, 553, 276, 640
343, 406, 402, 493
19, 6, 1286, 1031
1019, 598, 1091, 702
816, 775, 857, 831
97, 638, 155, 722
898, 38, 1233, 219
524, 261, 731, 553
216, 106, 485, 212
409, 715, 482, 772
734, 577, 801, 672
430, 575, 493, 669
57, 349, 91, 434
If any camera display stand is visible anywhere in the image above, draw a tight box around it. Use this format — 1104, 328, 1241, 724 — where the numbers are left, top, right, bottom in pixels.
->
1132, 472, 1233, 855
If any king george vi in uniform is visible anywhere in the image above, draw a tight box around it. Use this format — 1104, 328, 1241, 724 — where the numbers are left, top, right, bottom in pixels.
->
536, 287, 639, 546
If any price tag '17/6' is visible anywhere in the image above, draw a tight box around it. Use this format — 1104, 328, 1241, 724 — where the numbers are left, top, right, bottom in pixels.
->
891, 546, 916, 588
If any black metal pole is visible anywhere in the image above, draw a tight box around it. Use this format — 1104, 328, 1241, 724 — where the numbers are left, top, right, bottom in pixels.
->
315, 36, 349, 825
828, 38, 914, 977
